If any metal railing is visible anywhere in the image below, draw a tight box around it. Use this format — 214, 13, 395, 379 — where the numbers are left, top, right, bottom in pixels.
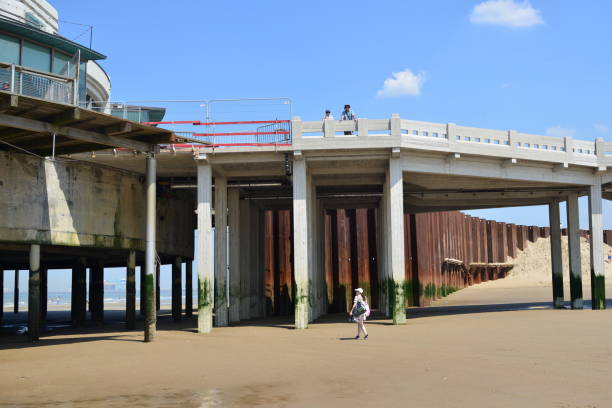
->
0, 63, 76, 105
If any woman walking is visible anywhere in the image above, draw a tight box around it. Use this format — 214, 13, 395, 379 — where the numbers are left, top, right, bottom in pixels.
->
349, 288, 369, 340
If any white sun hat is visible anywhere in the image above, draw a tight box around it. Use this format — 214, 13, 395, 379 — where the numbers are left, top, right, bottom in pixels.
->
355, 288, 363, 293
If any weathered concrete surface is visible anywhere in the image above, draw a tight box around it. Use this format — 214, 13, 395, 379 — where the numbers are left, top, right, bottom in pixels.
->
0, 152, 194, 258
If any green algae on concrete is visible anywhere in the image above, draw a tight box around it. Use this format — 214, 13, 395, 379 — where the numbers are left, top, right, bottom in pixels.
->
569, 272, 583, 309
294, 279, 309, 329
144, 272, 156, 342
198, 277, 213, 333
591, 274, 606, 310
385, 278, 406, 325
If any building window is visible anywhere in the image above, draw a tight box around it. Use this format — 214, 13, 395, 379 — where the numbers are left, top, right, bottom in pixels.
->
22, 40, 51, 72
52, 51, 72, 75
0, 33, 21, 65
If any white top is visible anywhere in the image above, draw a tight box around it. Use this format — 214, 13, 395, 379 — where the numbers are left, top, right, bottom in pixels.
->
323, 114, 334, 120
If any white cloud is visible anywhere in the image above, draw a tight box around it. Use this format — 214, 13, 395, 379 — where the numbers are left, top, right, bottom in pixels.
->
594, 123, 609, 133
376, 69, 425, 97
470, 0, 544, 28
546, 126, 575, 138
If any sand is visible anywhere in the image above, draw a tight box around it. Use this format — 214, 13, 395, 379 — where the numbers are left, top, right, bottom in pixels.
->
2, 239, 612, 407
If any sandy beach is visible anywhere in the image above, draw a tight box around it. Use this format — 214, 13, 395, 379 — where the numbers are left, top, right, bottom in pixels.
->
1, 277, 612, 407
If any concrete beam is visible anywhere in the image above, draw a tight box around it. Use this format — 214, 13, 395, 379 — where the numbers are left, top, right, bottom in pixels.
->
588, 179, 606, 309
566, 193, 583, 309
548, 202, 564, 308
196, 160, 214, 333
0, 113, 153, 152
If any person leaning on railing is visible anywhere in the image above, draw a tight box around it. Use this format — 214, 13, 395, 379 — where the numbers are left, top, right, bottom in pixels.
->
339, 104, 356, 135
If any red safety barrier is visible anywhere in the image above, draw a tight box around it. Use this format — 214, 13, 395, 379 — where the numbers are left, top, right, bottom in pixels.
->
142, 119, 290, 126
192, 131, 290, 137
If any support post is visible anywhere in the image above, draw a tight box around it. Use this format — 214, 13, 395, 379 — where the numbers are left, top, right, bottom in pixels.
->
196, 158, 214, 333
548, 202, 564, 308
28, 244, 41, 341
126, 250, 136, 329
239, 200, 251, 320
293, 157, 310, 329
144, 154, 157, 342
156, 263, 160, 312
386, 155, 406, 324
14, 269, 18, 314
214, 176, 229, 326
40, 266, 47, 322
0, 270, 3, 323
91, 260, 104, 322
172, 256, 182, 321
566, 193, 583, 309
140, 266, 146, 316
228, 188, 241, 322
589, 180, 606, 309
72, 258, 87, 326
185, 260, 193, 317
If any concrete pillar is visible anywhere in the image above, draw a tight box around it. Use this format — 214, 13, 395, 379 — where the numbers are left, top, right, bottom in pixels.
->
139, 266, 146, 316
172, 257, 182, 321
293, 157, 310, 328
28, 244, 40, 341
239, 200, 251, 320
566, 193, 583, 309
307, 172, 315, 323
144, 153, 157, 342
548, 202, 564, 308
126, 251, 136, 329
196, 159, 214, 333
0, 270, 3, 323
72, 257, 87, 326
40, 266, 47, 322
185, 259, 193, 317
378, 183, 389, 314
249, 204, 262, 318
228, 188, 241, 323
386, 155, 406, 324
588, 180, 606, 309
156, 263, 160, 312
14, 269, 18, 314
91, 260, 104, 323
214, 176, 229, 326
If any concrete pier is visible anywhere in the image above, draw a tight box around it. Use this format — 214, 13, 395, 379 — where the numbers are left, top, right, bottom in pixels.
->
214, 176, 229, 327
144, 154, 157, 342
185, 260, 193, 317
72, 258, 87, 326
91, 260, 104, 323
239, 201, 251, 320
156, 263, 161, 312
41, 266, 47, 322
196, 158, 214, 333
140, 266, 146, 316
566, 193, 583, 309
0, 269, 3, 323
172, 257, 182, 321
126, 251, 136, 329
548, 202, 564, 308
387, 153, 406, 324
14, 270, 18, 314
292, 156, 310, 329
588, 179, 606, 309
228, 188, 241, 323
28, 244, 41, 341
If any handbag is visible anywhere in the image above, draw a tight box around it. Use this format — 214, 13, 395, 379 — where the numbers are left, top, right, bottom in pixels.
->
352, 301, 366, 317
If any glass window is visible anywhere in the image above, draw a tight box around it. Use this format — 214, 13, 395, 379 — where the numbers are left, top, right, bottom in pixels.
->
22, 41, 51, 71
52, 51, 71, 74
474, 137, 481, 142
494, 140, 500, 144
78, 61, 87, 103
432, 132, 438, 138
0, 33, 20, 65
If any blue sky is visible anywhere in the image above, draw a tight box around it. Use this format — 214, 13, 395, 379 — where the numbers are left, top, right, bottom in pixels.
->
5, 1, 612, 292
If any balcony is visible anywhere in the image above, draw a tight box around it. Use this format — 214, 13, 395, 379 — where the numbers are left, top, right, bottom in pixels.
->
0, 62, 76, 105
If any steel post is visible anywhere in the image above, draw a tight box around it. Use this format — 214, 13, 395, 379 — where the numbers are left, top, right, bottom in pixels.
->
144, 154, 157, 341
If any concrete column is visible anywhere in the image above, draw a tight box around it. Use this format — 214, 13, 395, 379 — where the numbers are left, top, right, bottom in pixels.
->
249, 204, 261, 318
387, 155, 406, 324
185, 260, 193, 317
292, 157, 310, 329
588, 180, 606, 309
228, 188, 241, 323
28, 244, 40, 341
0, 270, 4, 323
91, 260, 104, 323
307, 172, 315, 323
14, 269, 18, 314
239, 200, 251, 320
196, 159, 214, 333
548, 202, 564, 308
40, 266, 47, 322
566, 193, 583, 309
72, 257, 87, 326
214, 176, 229, 326
139, 266, 146, 316
156, 263, 160, 312
172, 257, 182, 321
144, 154, 157, 342
378, 184, 389, 315
126, 251, 136, 329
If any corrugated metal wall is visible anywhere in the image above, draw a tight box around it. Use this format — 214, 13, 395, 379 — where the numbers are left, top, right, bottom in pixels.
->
261, 209, 610, 315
